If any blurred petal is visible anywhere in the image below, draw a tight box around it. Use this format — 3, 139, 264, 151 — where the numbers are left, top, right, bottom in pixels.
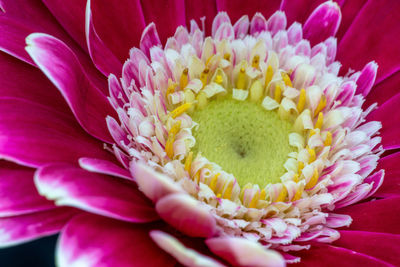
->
35, 163, 158, 223
79, 157, 131, 180
206, 237, 285, 267
57, 214, 175, 267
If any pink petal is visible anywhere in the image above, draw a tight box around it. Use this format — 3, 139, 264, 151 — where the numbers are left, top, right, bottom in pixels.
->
0, 98, 112, 168
374, 152, 400, 197
334, 230, 400, 266
26, 33, 116, 143
216, 0, 281, 24
336, 197, 400, 234
140, 0, 185, 44
250, 13, 267, 35
140, 23, 162, 58
356, 61, 378, 97
35, 163, 158, 223
85, 0, 122, 76
338, 0, 400, 82
303, 1, 342, 46
206, 237, 285, 267
281, 0, 327, 25
57, 214, 175, 267
0, 52, 69, 113
79, 157, 131, 180
150, 230, 226, 267
335, 0, 368, 41
267, 11, 287, 35
0, 161, 54, 217
130, 162, 184, 202
367, 92, 400, 149
233, 15, 250, 39
293, 245, 392, 267
0, 207, 78, 248
156, 193, 216, 238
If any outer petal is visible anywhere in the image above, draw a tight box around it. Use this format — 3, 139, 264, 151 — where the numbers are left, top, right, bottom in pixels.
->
365, 70, 400, 107
293, 245, 392, 267
206, 237, 285, 267
0, 207, 78, 248
150, 230, 226, 267
0, 98, 112, 168
367, 92, 400, 149
281, 0, 327, 25
336, 197, 400, 234
335, 0, 368, 41
156, 193, 216, 238
85, 0, 122, 76
185, 0, 217, 35
216, 0, 281, 24
334, 231, 400, 266
0, 161, 54, 217
25, 33, 116, 143
35, 163, 158, 223
338, 0, 400, 82
130, 162, 184, 202
79, 157, 131, 180
57, 214, 175, 267
374, 152, 400, 197
303, 1, 342, 45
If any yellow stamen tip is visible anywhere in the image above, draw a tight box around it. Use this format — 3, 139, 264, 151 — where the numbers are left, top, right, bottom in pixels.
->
305, 168, 319, 190
223, 53, 231, 61
259, 189, 267, 200
314, 95, 327, 117
252, 55, 260, 69
308, 148, 316, 163
275, 186, 287, 202
297, 88, 306, 113
236, 67, 247, 89
274, 84, 282, 103
215, 74, 223, 85
298, 161, 305, 174
281, 72, 293, 87
265, 65, 274, 88
292, 186, 303, 201
248, 190, 260, 208
324, 131, 332, 146
209, 173, 221, 192
184, 151, 193, 173
200, 68, 210, 86
170, 103, 192, 118
179, 68, 189, 89
165, 121, 181, 159
315, 112, 324, 129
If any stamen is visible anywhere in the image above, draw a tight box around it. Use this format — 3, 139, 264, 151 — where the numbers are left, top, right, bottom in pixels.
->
292, 185, 303, 201
315, 112, 323, 129
222, 180, 234, 199
166, 79, 177, 102
209, 173, 221, 191
200, 68, 210, 86
224, 53, 231, 61
265, 65, 274, 88
309, 129, 317, 138
298, 161, 304, 174
248, 190, 260, 208
293, 174, 300, 183
274, 84, 282, 103
305, 168, 319, 190
259, 189, 267, 200
281, 72, 293, 87
275, 186, 287, 202
215, 74, 223, 85
180, 68, 189, 89
184, 151, 193, 172
252, 55, 260, 69
297, 88, 306, 113
236, 67, 247, 89
165, 121, 181, 158
324, 131, 332, 146
314, 95, 327, 117
308, 148, 316, 163
170, 103, 193, 118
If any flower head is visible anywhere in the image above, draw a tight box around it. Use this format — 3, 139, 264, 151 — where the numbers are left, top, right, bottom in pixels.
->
1, 0, 400, 266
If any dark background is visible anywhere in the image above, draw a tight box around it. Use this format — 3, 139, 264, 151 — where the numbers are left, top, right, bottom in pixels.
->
0, 235, 57, 267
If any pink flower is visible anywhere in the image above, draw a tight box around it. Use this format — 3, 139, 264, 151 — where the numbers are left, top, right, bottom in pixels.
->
1, 0, 400, 266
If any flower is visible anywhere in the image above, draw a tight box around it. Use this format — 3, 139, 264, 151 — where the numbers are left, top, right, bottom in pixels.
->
1, 0, 400, 266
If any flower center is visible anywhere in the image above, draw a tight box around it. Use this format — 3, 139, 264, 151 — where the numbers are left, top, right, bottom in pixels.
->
192, 97, 294, 187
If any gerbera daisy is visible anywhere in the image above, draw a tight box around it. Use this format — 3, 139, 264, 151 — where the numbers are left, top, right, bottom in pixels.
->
1, 0, 400, 266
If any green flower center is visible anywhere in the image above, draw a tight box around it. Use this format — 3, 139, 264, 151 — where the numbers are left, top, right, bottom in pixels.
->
192, 97, 295, 188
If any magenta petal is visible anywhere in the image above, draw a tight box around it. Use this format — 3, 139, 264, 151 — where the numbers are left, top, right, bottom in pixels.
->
0, 52, 69, 113
0, 207, 78, 248
140, 0, 186, 44
150, 230, 226, 267
131, 162, 184, 202
0, 98, 112, 167
336, 197, 400, 234
367, 92, 400, 149
293, 245, 392, 267
35, 163, 158, 223
365, 70, 400, 107
79, 157, 132, 180
334, 231, 400, 266
156, 193, 216, 238
216, 0, 281, 24
281, 0, 326, 25
335, 0, 368, 41
25, 33, 116, 143
374, 152, 400, 197
206, 237, 285, 267
303, 1, 341, 46
57, 214, 175, 267
0, 161, 54, 217
356, 61, 378, 97
185, 0, 217, 36
85, 0, 122, 76
338, 0, 400, 82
